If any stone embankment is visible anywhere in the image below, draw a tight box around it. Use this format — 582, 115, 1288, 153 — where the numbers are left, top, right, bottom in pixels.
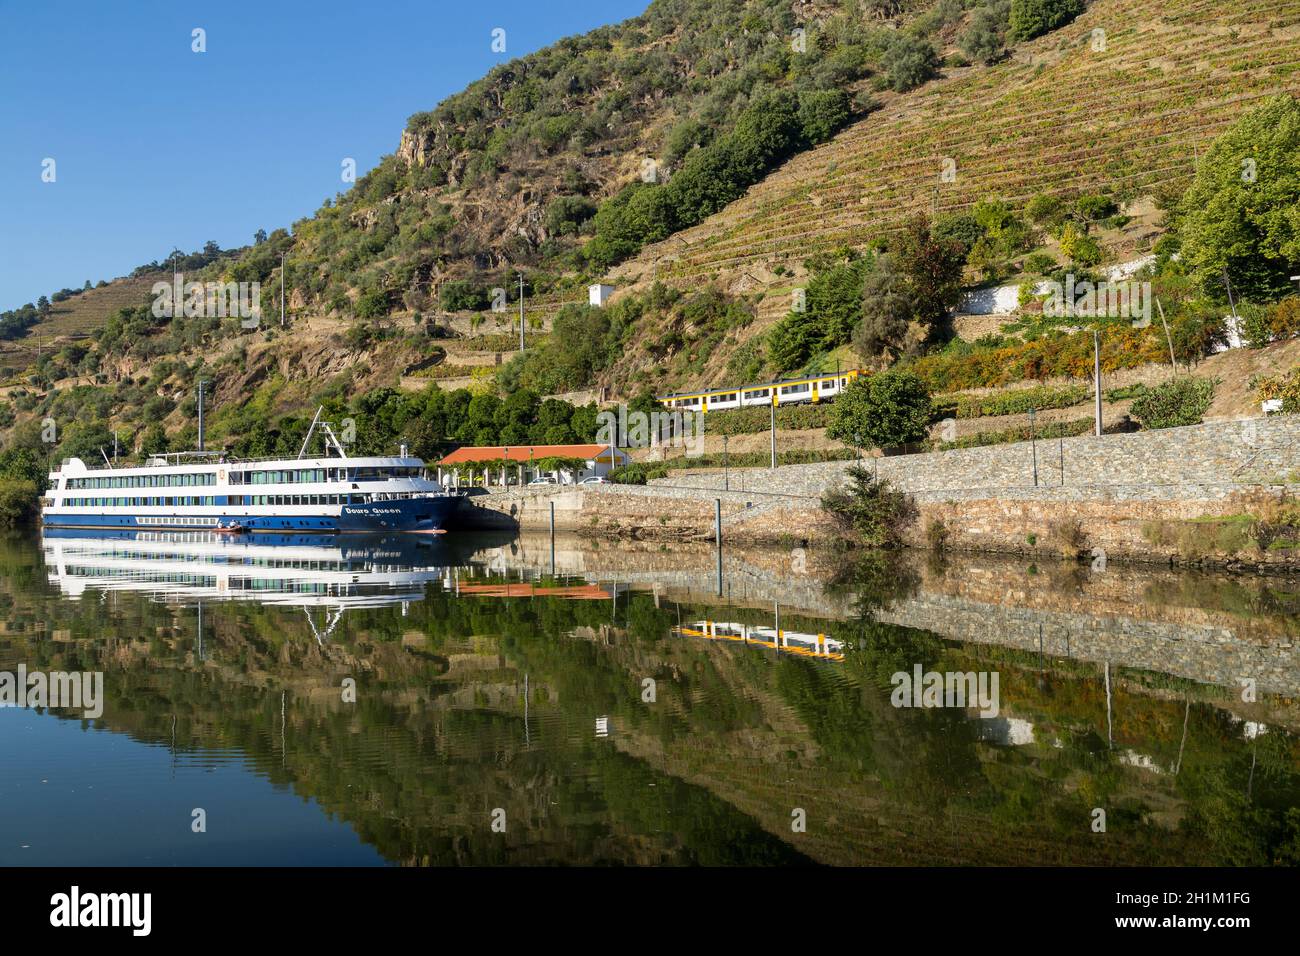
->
454, 416, 1300, 569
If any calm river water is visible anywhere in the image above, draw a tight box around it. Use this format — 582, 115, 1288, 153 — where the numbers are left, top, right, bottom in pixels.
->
1, 529, 1297, 866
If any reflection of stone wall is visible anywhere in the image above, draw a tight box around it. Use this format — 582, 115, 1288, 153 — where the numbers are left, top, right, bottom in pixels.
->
467, 536, 1300, 711
875, 591, 1300, 698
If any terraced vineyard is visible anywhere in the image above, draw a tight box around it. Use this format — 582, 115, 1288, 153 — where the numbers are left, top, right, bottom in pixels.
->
613, 0, 1300, 289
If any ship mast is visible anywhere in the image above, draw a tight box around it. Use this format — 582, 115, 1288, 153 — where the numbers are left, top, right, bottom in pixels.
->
298, 406, 347, 459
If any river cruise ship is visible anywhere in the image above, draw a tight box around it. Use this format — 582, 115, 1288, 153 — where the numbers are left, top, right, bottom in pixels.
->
40, 411, 462, 534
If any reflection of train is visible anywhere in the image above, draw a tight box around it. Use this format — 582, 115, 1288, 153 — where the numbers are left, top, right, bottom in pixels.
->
657, 369, 865, 413
675, 620, 844, 661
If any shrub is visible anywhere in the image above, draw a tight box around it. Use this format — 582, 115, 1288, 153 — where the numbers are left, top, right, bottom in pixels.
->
1008, 0, 1084, 42
1023, 251, 1056, 275
797, 89, 852, 145
355, 288, 391, 319
949, 384, 1091, 418
925, 517, 949, 552
545, 196, 598, 236
959, 1, 1011, 65
439, 280, 490, 312
937, 417, 1093, 450
1255, 366, 1300, 413
1058, 222, 1102, 267
701, 403, 833, 434
932, 213, 986, 253
1129, 376, 1217, 429
1243, 297, 1300, 347
821, 465, 918, 549
0, 479, 38, 527
881, 35, 939, 92
1047, 517, 1088, 557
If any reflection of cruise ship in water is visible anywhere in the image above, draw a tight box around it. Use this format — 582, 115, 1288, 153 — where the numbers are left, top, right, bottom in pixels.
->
41, 529, 506, 612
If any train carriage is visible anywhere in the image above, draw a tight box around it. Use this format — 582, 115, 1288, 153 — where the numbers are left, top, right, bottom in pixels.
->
657, 368, 865, 413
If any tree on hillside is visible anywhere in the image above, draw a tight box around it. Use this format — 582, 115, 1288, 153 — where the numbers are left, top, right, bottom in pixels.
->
959, 2, 1011, 65
766, 309, 822, 372
853, 254, 911, 361
827, 370, 933, 450
1177, 95, 1300, 302
797, 89, 852, 145
764, 255, 870, 371
892, 215, 967, 339
881, 34, 939, 92
1008, 0, 1084, 42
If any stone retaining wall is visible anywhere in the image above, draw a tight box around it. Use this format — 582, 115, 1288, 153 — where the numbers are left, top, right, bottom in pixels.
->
649, 415, 1300, 498
453, 416, 1300, 566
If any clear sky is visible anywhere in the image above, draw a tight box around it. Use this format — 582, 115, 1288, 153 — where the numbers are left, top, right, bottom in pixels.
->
0, 0, 648, 309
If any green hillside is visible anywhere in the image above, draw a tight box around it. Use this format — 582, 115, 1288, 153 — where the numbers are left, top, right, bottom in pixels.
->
4, 0, 1300, 519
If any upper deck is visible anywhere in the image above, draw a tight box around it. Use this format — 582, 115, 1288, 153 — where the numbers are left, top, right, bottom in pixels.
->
48, 454, 431, 490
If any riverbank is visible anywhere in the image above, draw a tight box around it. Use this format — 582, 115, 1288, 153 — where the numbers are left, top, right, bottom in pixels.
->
456, 416, 1300, 572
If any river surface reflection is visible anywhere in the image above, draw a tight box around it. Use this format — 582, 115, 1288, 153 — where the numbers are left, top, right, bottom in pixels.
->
1, 529, 1297, 866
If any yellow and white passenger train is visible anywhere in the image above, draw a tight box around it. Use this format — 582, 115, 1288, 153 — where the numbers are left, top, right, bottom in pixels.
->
657, 369, 865, 412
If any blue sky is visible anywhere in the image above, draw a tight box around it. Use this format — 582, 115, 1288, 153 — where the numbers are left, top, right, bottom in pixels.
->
0, 0, 648, 309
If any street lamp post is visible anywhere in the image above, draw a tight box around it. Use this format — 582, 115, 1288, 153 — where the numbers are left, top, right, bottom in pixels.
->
1093, 330, 1103, 436
1029, 406, 1038, 487
517, 272, 525, 352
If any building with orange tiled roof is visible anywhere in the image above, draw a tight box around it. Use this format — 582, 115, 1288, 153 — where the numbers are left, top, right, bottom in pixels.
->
435, 444, 629, 488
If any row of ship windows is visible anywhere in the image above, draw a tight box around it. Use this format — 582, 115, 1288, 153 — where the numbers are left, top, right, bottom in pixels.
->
64, 495, 350, 508
242, 467, 421, 484
63, 567, 350, 594
66, 467, 423, 490
69, 474, 216, 489
59, 492, 425, 508
65, 497, 219, 507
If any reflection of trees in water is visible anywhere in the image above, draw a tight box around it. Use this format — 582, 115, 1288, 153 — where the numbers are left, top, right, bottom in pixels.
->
1142, 576, 1300, 640
5, 531, 1300, 866
824, 550, 921, 614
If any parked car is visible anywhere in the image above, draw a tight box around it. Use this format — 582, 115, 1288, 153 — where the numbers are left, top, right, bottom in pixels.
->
577, 476, 607, 485
527, 475, 558, 486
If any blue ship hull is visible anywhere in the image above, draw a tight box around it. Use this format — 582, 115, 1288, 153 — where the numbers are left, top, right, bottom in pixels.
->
43, 494, 464, 534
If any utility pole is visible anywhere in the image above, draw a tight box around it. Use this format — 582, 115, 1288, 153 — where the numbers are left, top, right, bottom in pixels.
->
1155, 298, 1177, 374
1029, 407, 1038, 487
723, 434, 729, 491
1222, 268, 1239, 324
172, 247, 182, 320
769, 399, 776, 469
280, 252, 287, 328
197, 379, 206, 451
517, 272, 525, 352
1093, 331, 1103, 436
